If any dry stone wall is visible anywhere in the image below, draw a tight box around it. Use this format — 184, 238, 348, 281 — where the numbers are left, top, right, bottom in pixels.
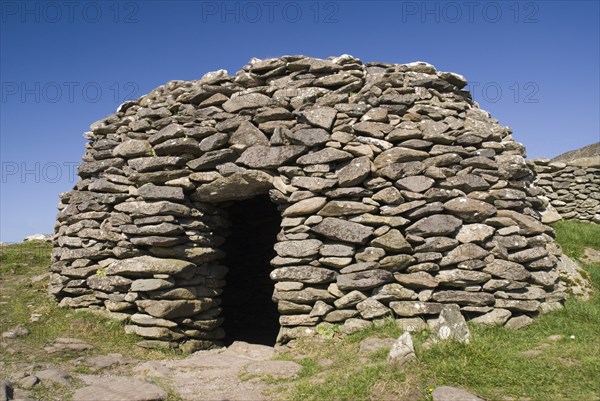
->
51, 55, 567, 352
529, 158, 600, 223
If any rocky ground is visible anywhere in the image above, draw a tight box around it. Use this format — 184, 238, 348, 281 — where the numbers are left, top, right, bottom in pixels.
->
0, 338, 492, 401
1, 337, 301, 401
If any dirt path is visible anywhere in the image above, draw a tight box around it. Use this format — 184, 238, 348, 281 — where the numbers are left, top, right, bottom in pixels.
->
2, 338, 302, 401
132, 342, 301, 401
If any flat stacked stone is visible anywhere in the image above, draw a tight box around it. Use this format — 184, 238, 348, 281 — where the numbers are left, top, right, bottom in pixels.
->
51, 55, 568, 351
529, 158, 600, 223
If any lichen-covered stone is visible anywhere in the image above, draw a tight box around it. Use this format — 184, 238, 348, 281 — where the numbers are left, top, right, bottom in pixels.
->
105, 256, 196, 278
312, 218, 374, 244
270, 266, 336, 284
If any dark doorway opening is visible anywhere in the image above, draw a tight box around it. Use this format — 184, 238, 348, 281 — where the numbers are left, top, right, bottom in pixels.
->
221, 195, 281, 346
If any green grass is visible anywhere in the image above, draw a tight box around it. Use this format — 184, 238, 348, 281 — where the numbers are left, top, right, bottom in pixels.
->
292, 364, 407, 401
552, 220, 600, 259
281, 221, 600, 401
29, 380, 80, 401
420, 292, 600, 401
0, 241, 52, 274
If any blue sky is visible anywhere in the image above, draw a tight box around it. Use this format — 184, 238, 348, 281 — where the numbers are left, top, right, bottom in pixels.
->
1, 0, 599, 242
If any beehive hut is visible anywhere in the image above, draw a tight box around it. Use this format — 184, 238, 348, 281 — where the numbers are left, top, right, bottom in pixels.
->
51, 55, 568, 352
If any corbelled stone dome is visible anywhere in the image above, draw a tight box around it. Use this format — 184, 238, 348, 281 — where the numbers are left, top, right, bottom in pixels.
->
51, 55, 570, 352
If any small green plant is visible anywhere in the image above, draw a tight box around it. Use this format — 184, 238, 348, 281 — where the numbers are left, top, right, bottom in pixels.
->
316, 323, 340, 339
420, 385, 434, 401
95, 268, 106, 277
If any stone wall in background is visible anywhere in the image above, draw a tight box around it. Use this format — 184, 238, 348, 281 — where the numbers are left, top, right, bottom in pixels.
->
529, 157, 600, 224
50, 55, 570, 352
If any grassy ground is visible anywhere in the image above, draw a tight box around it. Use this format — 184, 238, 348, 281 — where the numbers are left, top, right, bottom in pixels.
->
0, 240, 52, 275
552, 220, 600, 259
274, 221, 600, 401
0, 241, 183, 401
